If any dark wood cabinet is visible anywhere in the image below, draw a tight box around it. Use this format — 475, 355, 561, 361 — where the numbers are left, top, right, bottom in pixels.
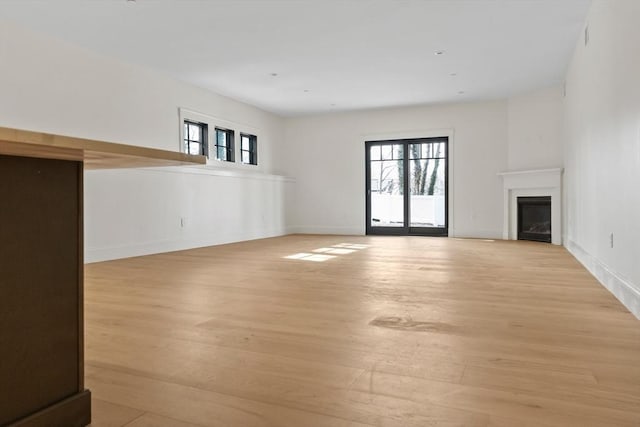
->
0, 155, 89, 426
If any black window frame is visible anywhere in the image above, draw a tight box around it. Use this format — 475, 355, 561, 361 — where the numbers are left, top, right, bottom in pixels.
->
240, 133, 258, 165
214, 127, 235, 162
365, 137, 449, 237
183, 120, 208, 157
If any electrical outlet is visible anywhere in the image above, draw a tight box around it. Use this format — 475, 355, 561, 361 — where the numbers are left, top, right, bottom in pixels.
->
609, 232, 614, 248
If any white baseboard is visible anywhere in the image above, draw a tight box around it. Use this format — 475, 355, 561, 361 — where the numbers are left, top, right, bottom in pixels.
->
85, 227, 288, 263
287, 225, 364, 235
450, 228, 503, 240
287, 226, 504, 240
565, 239, 640, 319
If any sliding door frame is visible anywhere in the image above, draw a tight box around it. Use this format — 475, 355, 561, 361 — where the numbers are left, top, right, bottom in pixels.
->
365, 137, 449, 237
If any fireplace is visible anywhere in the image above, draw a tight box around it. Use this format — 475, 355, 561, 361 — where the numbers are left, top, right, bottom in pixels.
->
499, 168, 562, 245
517, 196, 551, 243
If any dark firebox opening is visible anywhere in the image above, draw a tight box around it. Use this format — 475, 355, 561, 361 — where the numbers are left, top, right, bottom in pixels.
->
517, 196, 551, 243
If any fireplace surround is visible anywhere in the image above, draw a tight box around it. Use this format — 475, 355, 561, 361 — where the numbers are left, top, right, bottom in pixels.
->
498, 168, 563, 245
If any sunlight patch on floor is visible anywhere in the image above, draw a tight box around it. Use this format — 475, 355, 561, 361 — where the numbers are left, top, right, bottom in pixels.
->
283, 252, 336, 262
283, 243, 370, 262
313, 248, 356, 255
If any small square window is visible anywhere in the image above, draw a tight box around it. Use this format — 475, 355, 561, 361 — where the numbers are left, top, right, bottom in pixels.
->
214, 128, 235, 162
183, 120, 208, 156
240, 133, 257, 165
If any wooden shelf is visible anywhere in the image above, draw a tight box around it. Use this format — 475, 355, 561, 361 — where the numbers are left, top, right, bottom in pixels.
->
0, 126, 206, 169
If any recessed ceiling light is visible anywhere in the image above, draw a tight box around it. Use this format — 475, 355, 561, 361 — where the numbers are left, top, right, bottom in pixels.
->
434, 50, 445, 56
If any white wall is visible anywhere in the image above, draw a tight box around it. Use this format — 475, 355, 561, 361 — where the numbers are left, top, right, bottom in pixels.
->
0, 21, 291, 262
280, 101, 509, 238
507, 86, 564, 171
84, 168, 290, 261
563, 0, 640, 318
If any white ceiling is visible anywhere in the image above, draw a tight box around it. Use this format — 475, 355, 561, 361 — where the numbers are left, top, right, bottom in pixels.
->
0, 0, 590, 117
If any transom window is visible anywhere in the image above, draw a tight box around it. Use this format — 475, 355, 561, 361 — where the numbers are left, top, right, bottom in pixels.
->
183, 120, 208, 156
240, 133, 257, 165
214, 127, 235, 162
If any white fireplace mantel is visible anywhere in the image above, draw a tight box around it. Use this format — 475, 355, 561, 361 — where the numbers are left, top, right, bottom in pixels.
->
498, 168, 563, 245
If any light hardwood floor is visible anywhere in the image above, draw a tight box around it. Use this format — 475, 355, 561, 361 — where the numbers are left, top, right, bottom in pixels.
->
85, 235, 640, 427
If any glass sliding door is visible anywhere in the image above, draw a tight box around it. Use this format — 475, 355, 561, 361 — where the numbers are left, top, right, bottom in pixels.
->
366, 138, 448, 236
408, 141, 447, 231
368, 143, 405, 230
